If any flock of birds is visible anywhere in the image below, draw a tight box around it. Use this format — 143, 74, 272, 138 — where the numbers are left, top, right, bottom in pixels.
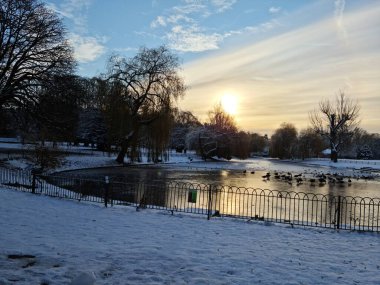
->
242, 169, 375, 187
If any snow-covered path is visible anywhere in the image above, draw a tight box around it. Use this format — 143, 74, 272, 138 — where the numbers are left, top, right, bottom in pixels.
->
0, 188, 379, 285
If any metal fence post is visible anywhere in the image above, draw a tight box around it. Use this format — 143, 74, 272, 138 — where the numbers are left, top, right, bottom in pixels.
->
31, 173, 36, 194
207, 184, 213, 220
336, 196, 341, 229
104, 176, 109, 208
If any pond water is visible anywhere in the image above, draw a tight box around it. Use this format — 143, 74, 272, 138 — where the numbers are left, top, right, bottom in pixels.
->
61, 160, 380, 199
55, 160, 379, 228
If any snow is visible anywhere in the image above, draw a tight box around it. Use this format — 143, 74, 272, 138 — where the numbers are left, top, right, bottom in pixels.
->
0, 140, 202, 172
299, 158, 380, 170
166, 157, 380, 182
2, 139, 380, 177
322, 149, 331, 155
0, 188, 379, 285
0, 137, 21, 143
1, 140, 380, 284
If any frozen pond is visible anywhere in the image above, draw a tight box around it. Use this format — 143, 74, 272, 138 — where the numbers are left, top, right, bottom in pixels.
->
55, 159, 380, 228
61, 159, 380, 199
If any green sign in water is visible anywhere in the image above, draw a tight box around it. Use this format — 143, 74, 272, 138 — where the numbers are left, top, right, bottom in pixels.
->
188, 190, 197, 203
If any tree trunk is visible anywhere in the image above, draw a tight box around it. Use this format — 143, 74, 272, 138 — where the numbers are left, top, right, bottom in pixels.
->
116, 130, 136, 164
116, 147, 126, 164
331, 150, 338, 163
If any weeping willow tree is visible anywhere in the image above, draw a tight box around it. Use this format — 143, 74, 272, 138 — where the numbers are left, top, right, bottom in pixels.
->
144, 109, 173, 162
103, 81, 132, 152
106, 46, 185, 163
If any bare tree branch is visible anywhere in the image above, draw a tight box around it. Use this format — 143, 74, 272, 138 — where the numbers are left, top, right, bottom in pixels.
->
106, 46, 185, 163
309, 91, 360, 162
0, 0, 75, 107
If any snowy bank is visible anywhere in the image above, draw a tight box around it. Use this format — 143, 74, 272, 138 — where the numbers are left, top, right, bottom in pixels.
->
2, 140, 380, 178
0, 188, 379, 285
0, 140, 200, 172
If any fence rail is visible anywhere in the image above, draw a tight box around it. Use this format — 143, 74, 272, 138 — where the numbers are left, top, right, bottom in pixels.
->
1, 168, 379, 232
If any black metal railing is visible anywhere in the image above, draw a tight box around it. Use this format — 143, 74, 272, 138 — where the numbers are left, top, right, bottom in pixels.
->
0, 168, 379, 232
0, 168, 32, 189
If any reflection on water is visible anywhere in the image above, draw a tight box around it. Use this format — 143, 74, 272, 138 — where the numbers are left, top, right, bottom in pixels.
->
60, 164, 380, 229
65, 164, 380, 199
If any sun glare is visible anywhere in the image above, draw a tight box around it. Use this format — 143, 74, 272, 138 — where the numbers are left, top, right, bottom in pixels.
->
221, 93, 238, 115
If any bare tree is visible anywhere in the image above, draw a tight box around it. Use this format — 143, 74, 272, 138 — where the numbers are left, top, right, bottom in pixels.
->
194, 103, 238, 160
35, 75, 85, 144
0, 0, 75, 108
309, 92, 360, 162
172, 109, 201, 128
107, 46, 185, 163
208, 102, 237, 134
170, 109, 201, 152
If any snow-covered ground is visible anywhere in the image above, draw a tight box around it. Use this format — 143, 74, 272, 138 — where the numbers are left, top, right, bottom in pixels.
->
0, 140, 201, 172
1, 141, 380, 284
1, 187, 379, 285
2, 140, 380, 176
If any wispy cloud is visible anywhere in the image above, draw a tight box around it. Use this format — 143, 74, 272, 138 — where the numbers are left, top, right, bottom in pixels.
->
167, 14, 195, 24
167, 25, 223, 52
167, 17, 281, 53
150, 0, 281, 53
113, 47, 138, 53
150, 3, 212, 52
211, 0, 237, 13
47, 0, 107, 62
269, 6, 281, 14
334, 0, 347, 42
181, 4, 380, 133
47, 0, 91, 33
172, 2, 208, 16
151, 16, 167, 28
244, 19, 281, 33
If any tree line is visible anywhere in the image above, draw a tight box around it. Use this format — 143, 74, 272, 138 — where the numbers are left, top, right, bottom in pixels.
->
1, 0, 379, 166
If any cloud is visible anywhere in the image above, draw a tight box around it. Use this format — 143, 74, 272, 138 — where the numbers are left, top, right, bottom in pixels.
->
68, 34, 106, 63
152, 1, 226, 52
167, 25, 223, 52
210, 0, 237, 13
47, 0, 91, 33
180, 4, 380, 133
269, 6, 281, 14
167, 14, 195, 24
223, 19, 281, 38
112, 47, 138, 53
151, 16, 167, 28
173, 2, 208, 15
47, 0, 111, 64
334, 0, 345, 19
334, 0, 347, 41
147, 1, 281, 53
169, 0, 235, 15
244, 19, 281, 33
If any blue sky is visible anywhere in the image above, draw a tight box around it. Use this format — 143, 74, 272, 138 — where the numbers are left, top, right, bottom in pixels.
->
46, 0, 380, 134
46, 0, 309, 74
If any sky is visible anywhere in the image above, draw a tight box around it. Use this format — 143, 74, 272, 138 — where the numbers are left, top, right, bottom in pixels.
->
46, 0, 380, 135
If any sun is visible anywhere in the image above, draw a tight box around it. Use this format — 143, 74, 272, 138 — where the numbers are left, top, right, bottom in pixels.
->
221, 93, 238, 115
